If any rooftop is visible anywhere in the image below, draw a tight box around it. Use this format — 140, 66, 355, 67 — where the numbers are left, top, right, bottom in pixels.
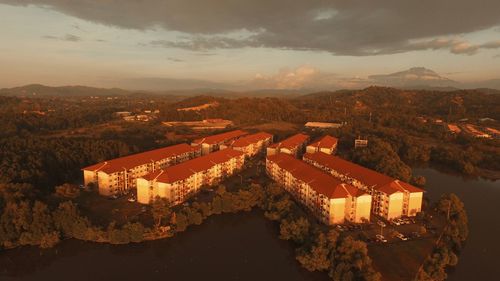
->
267, 153, 364, 199
303, 152, 423, 194
269, 133, 309, 150
143, 148, 244, 184
308, 135, 338, 149
82, 144, 198, 174
230, 132, 273, 148
192, 130, 248, 145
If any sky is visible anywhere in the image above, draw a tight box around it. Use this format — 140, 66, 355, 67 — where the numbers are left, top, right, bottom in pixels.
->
0, 1, 500, 90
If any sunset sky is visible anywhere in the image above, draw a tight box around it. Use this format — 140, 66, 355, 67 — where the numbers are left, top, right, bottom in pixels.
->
1, 1, 500, 90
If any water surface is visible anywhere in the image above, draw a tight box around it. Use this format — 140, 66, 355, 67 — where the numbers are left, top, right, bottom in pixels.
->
414, 168, 499, 281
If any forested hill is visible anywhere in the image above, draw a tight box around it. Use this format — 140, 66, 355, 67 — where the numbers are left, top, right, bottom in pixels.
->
158, 86, 500, 124
0, 84, 304, 98
0, 84, 132, 97
295, 86, 500, 120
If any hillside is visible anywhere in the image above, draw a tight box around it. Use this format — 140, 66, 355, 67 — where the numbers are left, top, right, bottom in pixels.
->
0, 84, 132, 97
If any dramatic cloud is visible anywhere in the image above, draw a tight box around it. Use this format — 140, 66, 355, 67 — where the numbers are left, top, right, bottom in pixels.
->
248, 66, 339, 90
3, 0, 500, 55
42, 34, 81, 42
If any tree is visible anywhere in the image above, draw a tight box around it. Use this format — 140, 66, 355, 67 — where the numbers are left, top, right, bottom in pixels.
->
151, 196, 172, 228
296, 232, 330, 271
174, 212, 188, 232
53, 201, 91, 239
279, 217, 310, 243
19, 201, 54, 246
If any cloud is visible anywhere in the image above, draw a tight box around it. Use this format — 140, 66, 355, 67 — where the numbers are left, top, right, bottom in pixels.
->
42, 34, 81, 42
3, 0, 500, 56
149, 32, 260, 51
166, 57, 184, 62
248, 65, 339, 90
386, 38, 500, 55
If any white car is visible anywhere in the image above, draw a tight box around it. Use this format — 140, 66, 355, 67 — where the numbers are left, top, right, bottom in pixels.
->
376, 234, 387, 243
128, 197, 136, 202
377, 221, 386, 227
396, 233, 408, 241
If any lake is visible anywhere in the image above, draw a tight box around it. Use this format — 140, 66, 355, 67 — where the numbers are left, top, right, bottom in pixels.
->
0, 210, 329, 281
413, 168, 500, 281
0, 168, 498, 281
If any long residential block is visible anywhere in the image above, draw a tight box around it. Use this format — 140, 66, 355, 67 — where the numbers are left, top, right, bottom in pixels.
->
191, 130, 248, 155
82, 144, 201, 196
221, 132, 273, 157
306, 135, 338, 155
266, 153, 371, 224
266, 133, 309, 157
137, 148, 245, 205
303, 152, 423, 220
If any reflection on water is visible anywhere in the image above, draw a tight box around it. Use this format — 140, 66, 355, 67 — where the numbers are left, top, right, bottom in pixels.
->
0, 210, 329, 281
0, 169, 498, 281
413, 168, 499, 281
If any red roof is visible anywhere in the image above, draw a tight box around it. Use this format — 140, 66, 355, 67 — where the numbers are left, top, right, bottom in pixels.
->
269, 133, 309, 150
144, 148, 244, 184
230, 132, 273, 148
267, 153, 365, 199
308, 135, 338, 150
82, 144, 198, 174
192, 130, 248, 145
303, 152, 423, 195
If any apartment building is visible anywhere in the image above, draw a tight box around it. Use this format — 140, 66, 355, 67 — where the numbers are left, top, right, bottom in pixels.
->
306, 135, 338, 155
191, 130, 248, 155
303, 152, 423, 220
137, 149, 245, 205
266, 133, 309, 157
82, 144, 201, 196
221, 132, 273, 157
266, 153, 371, 224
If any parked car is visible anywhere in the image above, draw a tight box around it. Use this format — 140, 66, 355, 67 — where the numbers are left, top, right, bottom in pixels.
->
396, 233, 409, 241
410, 232, 421, 238
377, 221, 386, 227
108, 194, 119, 200
391, 219, 401, 226
375, 234, 387, 243
128, 197, 136, 202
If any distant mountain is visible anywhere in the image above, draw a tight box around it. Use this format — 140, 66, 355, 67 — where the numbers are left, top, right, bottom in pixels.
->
369, 67, 459, 88
0, 84, 304, 98
465, 79, 500, 91
0, 84, 132, 97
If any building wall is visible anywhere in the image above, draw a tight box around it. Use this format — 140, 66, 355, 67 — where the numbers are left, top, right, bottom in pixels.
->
306, 146, 317, 154
83, 170, 97, 186
136, 178, 152, 204
320, 147, 334, 155
407, 192, 423, 216
87, 150, 200, 197
201, 143, 212, 155
304, 156, 422, 221
266, 147, 277, 156
139, 154, 244, 205
97, 172, 113, 196
353, 195, 372, 223
387, 193, 404, 220
267, 158, 371, 225
329, 198, 346, 224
